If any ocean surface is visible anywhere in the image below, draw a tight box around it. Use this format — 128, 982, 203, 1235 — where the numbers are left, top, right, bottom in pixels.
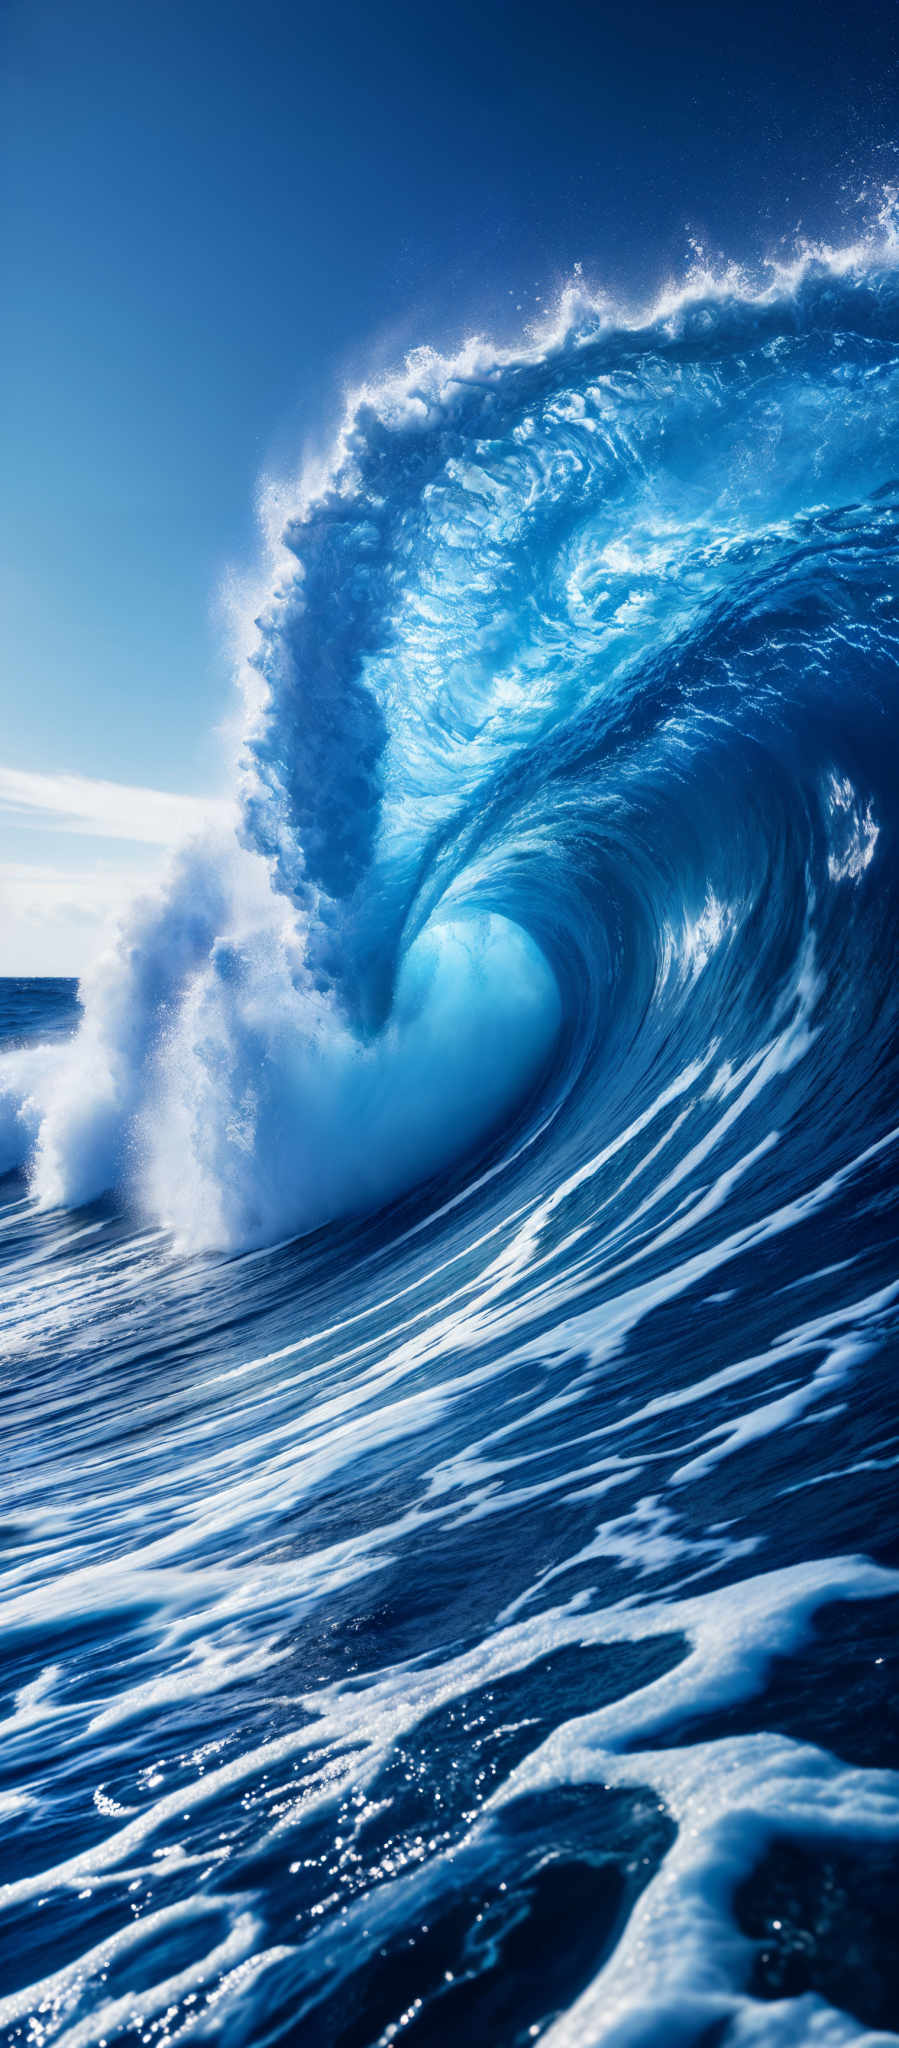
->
2, 251, 899, 2046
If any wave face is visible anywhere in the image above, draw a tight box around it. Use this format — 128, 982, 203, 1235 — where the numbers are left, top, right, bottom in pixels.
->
3, 255, 899, 2046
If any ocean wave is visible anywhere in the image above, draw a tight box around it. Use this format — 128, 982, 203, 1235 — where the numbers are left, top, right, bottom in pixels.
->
5, 238, 899, 1255
3, 231, 899, 2046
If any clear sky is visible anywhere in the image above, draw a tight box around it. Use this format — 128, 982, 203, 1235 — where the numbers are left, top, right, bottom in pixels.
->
2, 0, 897, 971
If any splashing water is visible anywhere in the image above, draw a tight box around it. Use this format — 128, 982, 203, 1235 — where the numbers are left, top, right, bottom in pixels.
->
3, 236, 899, 2047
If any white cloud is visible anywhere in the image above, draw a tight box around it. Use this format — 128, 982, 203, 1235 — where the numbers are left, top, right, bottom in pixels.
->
0, 764, 231, 844
0, 859, 149, 917
0, 856, 163, 976
0, 765, 234, 975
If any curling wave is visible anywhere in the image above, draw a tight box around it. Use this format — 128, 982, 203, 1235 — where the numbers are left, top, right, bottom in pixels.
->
3, 239, 899, 2048
1, 239, 897, 1252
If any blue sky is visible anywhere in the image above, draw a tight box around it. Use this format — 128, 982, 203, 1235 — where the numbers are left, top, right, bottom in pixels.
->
2, 0, 897, 971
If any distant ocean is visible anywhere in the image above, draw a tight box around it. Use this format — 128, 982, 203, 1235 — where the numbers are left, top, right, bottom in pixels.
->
2, 252, 899, 2047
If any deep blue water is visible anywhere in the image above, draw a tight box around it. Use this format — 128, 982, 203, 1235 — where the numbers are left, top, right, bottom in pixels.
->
0, 979, 80, 1046
2, 257, 899, 2046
